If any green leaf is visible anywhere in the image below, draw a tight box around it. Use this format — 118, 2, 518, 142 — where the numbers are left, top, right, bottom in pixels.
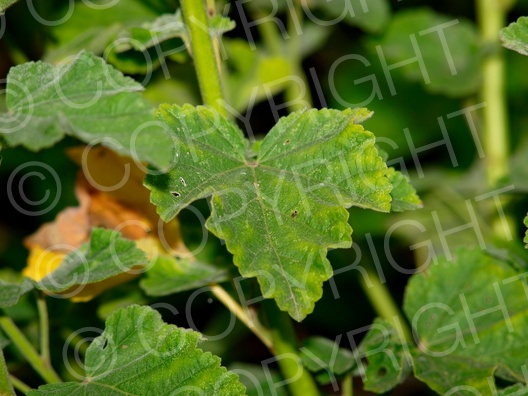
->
314, 0, 391, 34
300, 336, 355, 384
0, 278, 33, 309
0, 51, 174, 169
145, 105, 392, 321
373, 8, 481, 97
358, 318, 412, 393
36, 228, 147, 294
500, 17, 528, 56
140, 256, 229, 296
0, 0, 17, 14
404, 248, 528, 395
386, 168, 422, 212
28, 305, 245, 395
228, 363, 288, 396
0, 349, 15, 396
524, 214, 528, 248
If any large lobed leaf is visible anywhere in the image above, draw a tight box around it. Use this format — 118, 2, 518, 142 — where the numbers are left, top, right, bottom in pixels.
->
0, 51, 173, 169
500, 17, 528, 56
29, 305, 245, 395
0, 278, 33, 309
146, 105, 394, 321
404, 248, 528, 395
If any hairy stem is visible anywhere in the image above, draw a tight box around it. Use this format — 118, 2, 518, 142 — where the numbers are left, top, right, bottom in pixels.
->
181, 0, 227, 117
0, 348, 15, 396
209, 284, 273, 349
264, 301, 320, 396
0, 316, 61, 384
10, 375, 31, 395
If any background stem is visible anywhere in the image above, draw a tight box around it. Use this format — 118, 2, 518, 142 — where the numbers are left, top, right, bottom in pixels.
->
181, 0, 227, 117
9, 375, 31, 395
476, 0, 509, 187
359, 270, 412, 342
264, 301, 320, 396
0, 316, 61, 384
36, 292, 51, 365
0, 348, 15, 396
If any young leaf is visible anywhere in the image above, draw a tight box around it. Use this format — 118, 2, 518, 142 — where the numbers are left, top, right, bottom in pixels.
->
145, 105, 392, 321
36, 228, 147, 297
0, 51, 174, 169
140, 256, 228, 296
358, 318, 412, 393
0, 278, 33, 309
404, 248, 528, 395
500, 17, 528, 56
300, 336, 355, 384
28, 305, 246, 395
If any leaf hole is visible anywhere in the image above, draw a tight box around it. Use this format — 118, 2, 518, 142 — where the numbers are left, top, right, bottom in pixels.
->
376, 367, 387, 378
284, 139, 290, 145
179, 177, 187, 187
101, 338, 109, 350
171, 191, 181, 197
291, 210, 298, 218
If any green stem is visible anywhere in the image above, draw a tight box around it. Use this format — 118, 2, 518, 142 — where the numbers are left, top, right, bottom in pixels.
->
263, 301, 320, 396
476, 0, 509, 187
341, 373, 353, 396
9, 375, 31, 395
0, 348, 15, 396
359, 270, 412, 342
181, 0, 227, 117
36, 292, 51, 365
0, 316, 61, 384
209, 284, 273, 349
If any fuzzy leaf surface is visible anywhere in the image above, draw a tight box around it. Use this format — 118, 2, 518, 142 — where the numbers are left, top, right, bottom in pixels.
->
500, 17, 528, 56
0, 51, 173, 168
404, 248, 528, 395
0, 278, 33, 309
145, 105, 392, 321
29, 305, 245, 395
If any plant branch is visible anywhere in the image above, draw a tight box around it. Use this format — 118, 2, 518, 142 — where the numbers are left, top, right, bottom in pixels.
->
476, 0, 509, 187
181, 0, 227, 117
359, 270, 412, 342
263, 301, 320, 396
36, 292, 51, 365
0, 347, 15, 396
9, 375, 31, 395
209, 284, 273, 349
0, 316, 61, 384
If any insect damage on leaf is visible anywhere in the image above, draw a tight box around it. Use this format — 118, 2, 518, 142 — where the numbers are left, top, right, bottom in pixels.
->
145, 104, 403, 321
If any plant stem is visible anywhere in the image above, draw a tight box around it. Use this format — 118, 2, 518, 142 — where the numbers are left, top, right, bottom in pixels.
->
341, 373, 353, 396
359, 270, 412, 342
36, 292, 51, 365
476, 0, 509, 187
263, 301, 320, 396
181, 0, 227, 117
10, 375, 31, 395
209, 284, 273, 349
0, 316, 61, 384
0, 348, 15, 396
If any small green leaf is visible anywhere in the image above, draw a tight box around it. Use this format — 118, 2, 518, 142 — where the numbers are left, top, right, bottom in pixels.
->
300, 336, 354, 384
0, 278, 33, 309
0, 51, 174, 169
358, 318, 412, 393
36, 228, 147, 294
146, 105, 392, 321
373, 8, 481, 97
386, 168, 422, 212
500, 17, 528, 56
140, 256, 229, 296
404, 248, 528, 395
29, 305, 246, 395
